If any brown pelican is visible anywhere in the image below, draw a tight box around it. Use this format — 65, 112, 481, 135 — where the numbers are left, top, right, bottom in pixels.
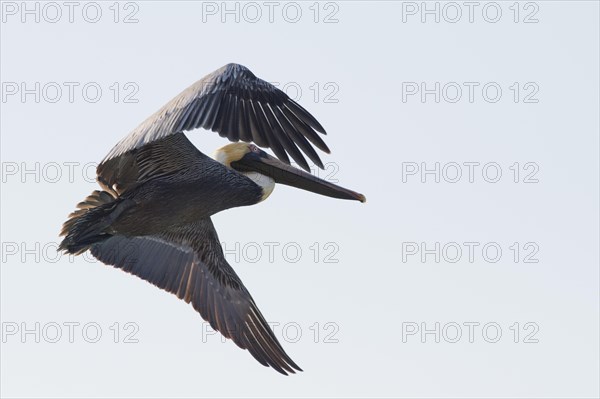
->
59, 63, 365, 375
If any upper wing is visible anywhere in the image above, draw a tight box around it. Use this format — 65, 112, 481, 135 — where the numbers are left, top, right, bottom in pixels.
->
89, 217, 301, 375
103, 63, 330, 172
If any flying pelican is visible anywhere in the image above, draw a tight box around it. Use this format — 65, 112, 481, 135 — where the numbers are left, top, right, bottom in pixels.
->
59, 63, 365, 375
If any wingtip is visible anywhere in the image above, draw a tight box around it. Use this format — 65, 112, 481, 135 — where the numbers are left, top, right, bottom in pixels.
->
264, 358, 303, 376
277, 363, 303, 376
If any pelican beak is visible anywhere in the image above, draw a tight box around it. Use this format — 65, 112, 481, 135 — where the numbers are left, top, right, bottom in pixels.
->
231, 150, 366, 203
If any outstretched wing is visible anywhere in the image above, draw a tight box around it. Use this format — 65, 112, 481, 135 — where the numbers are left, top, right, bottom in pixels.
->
90, 217, 301, 375
103, 63, 330, 172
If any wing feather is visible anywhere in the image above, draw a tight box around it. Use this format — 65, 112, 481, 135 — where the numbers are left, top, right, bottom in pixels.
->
274, 107, 324, 169
248, 100, 269, 147
89, 218, 301, 375
281, 105, 331, 154
103, 63, 329, 172
264, 103, 310, 171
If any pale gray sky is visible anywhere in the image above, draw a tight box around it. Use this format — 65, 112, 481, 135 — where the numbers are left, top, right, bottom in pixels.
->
1, 1, 599, 398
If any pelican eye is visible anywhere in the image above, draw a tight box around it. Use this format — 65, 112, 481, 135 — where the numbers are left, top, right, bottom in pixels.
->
249, 144, 260, 153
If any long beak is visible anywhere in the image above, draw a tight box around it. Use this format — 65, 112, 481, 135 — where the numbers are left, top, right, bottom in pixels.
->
231, 151, 366, 203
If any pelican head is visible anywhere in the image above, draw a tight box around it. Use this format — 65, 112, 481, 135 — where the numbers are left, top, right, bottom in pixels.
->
214, 142, 366, 203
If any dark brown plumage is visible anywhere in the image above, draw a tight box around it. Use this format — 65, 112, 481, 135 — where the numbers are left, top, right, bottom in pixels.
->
59, 63, 365, 375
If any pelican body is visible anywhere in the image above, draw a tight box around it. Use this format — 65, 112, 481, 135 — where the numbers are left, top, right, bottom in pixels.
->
59, 63, 365, 375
